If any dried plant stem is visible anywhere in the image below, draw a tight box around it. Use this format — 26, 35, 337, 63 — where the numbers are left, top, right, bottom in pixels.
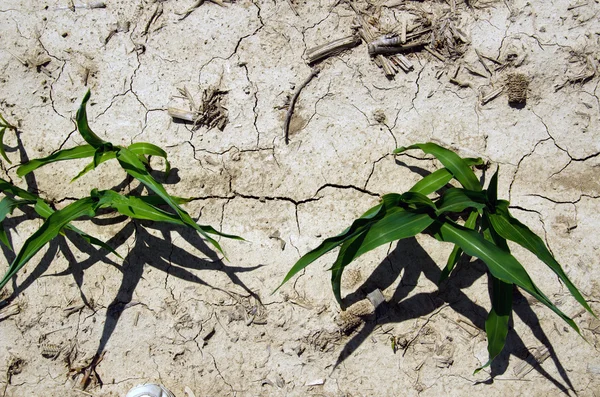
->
286, 0, 299, 16
368, 39, 426, 55
306, 35, 361, 64
284, 68, 320, 144
355, 16, 397, 77
480, 87, 503, 105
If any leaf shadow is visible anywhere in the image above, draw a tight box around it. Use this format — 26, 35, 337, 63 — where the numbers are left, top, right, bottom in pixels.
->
1, 210, 259, 373
335, 238, 575, 394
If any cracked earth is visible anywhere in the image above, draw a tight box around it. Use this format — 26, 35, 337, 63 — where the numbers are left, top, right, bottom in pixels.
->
1, 0, 600, 396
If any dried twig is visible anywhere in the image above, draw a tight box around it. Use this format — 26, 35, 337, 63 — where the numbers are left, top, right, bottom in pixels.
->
354, 16, 397, 77
143, 3, 163, 36
177, 0, 225, 21
474, 48, 492, 76
306, 35, 361, 64
286, 0, 299, 16
368, 37, 427, 55
424, 46, 445, 61
284, 68, 320, 144
480, 87, 503, 105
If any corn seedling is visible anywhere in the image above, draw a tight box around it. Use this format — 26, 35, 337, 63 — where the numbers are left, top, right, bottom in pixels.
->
0, 90, 241, 290
0, 113, 18, 165
278, 142, 594, 372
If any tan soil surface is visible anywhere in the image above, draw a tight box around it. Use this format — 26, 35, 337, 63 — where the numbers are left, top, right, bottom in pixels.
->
1, 0, 600, 396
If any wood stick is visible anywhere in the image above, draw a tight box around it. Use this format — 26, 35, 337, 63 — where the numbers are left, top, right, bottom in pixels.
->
284, 68, 320, 144
306, 35, 361, 64
286, 0, 299, 16
355, 16, 396, 77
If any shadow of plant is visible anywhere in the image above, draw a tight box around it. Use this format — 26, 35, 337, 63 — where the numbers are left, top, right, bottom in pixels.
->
336, 238, 575, 394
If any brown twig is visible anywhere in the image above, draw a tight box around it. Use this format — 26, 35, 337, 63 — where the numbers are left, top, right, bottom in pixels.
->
286, 0, 299, 16
284, 68, 320, 144
306, 35, 361, 64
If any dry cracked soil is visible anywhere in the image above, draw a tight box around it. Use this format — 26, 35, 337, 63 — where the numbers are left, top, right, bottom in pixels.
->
1, 0, 600, 396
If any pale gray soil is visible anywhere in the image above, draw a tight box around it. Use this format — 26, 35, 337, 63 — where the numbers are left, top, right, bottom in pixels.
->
1, 0, 599, 396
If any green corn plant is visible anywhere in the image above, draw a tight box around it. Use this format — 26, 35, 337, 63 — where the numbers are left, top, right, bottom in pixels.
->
278, 142, 594, 372
0, 90, 241, 290
0, 113, 18, 164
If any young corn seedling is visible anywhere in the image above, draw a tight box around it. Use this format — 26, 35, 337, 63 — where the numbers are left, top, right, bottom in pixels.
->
278, 142, 594, 372
0, 113, 18, 165
0, 90, 241, 290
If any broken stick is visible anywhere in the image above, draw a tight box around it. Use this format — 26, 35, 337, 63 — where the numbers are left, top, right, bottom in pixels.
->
284, 68, 320, 144
306, 35, 361, 64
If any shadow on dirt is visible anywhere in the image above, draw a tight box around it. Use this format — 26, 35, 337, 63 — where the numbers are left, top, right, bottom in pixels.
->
337, 237, 575, 394
0, 136, 259, 388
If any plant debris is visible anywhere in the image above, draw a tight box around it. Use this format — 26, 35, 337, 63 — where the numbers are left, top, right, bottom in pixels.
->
506, 72, 530, 104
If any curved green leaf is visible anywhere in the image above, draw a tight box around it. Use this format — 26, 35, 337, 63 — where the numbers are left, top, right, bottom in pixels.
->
0, 197, 98, 289
71, 150, 117, 181
399, 191, 436, 211
331, 231, 369, 305
17, 145, 96, 177
333, 208, 435, 268
0, 196, 35, 222
0, 197, 36, 250
0, 114, 17, 164
329, 208, 435, 303
115, 147, 238, 255
435, 188, 486, 216
486, 167, 499, 208
129, 142, 171, 174
76, 90, 108, 148
276, 201, 387, 291
138, 195, 193, 206
93, 190, 188, 224
395, 143, 482, 192
475, 275, 513, 374
409, 168, 454, 195
439, 209, 479, 283
432, 219, 580, 334
0, 178, 38, 200
0, 127, 11, 164
489, 201, 594, 316
408, 157, 484, 196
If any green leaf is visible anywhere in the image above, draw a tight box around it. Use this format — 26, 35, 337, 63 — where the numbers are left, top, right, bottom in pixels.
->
395, 143, 482, 192
399, 191, 437, 211
435, 188, 487, 216
138, 195, 193, 206
432, 219, 580, 334
115, 147, 238, 254
409, 168, 454, 195
0, 114, 17, 164
408, 158, 483, 196
129, 142, 171, 174
93, 143, 115, 168
439, 209, 479, 283
0, 178, 39, 201
488, 201, 594, 317
0, 197, 98, 290
275, 201, 387, 291
329, 208, 435, 304
76, 90, 108, 148
0, 196, 37, 250
17, 145, 97, 177
486, 167, 499, 208
93, 190, 188, 225
475, 275, 513, 374
0, 127, 11, 164
0, 196, 35, 222
331, 231, 368, 305
71, 150, 117, 181
0, 224, 10, 250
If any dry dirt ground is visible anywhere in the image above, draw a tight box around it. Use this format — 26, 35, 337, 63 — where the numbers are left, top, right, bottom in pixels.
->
1, 0, 600, 396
